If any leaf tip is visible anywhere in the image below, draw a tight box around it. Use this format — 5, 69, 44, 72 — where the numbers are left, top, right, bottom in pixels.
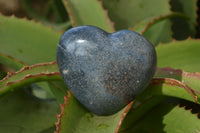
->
98, 0, 115, 32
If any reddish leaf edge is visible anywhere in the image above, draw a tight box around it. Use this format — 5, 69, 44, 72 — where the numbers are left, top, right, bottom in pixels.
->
62, 0, 115, 32
115, 101, 133, 133
156, 67, 200, 98
54, 77, 200, 133
116, 78, 200, 132
0, 52, 25, 71
98, 0, 115, 32
0, 52, 26, 66
0, 61, 61, 96
0, 13, 65, 34
151, 77, 198, 102
54, 67, 200, 133
0, 61, 58, 82
53, 80, 200, 133
156, 67, 200, 79
116, 67, 200, 132
131, 12, 188, 35
62, 0, 75, 27
49, 81, 67, 96
55, 91, 69, 133
54, 90, 134, 133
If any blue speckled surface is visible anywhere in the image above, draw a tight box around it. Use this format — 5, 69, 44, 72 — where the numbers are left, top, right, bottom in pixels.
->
56, 26, 157, 115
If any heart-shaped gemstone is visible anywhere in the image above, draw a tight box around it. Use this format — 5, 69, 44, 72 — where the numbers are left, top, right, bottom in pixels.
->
56, 26, 156, 115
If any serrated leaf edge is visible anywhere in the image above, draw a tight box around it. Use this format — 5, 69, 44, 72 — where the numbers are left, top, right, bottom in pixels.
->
98, 0, 115, 32
151, 77, 198, 102
178, 104, 200, 119
0, 13, 64, 34
62, 0, 115, 32
0, 52, 26, 66
55, 91, 70, 133
156, 67, 200, 98
0, 61, 61, 96
131, 12, 187, 35
0, 61, 57, 83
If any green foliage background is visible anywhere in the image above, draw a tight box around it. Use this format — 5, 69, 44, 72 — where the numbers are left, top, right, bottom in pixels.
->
0, 0, 200, 132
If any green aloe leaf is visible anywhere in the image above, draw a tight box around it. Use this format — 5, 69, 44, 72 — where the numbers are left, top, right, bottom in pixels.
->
62, 0, 115, 32
101, 0, 172, 44
171, 0, 198, 39
120, 66, 200, 132
145, 78, 200, 103
0, 52, 25, 71
48, 81, 68, 103
21, 0, 70, 31
132, 12, 186, 35
0, 14, 62, 69
55, 91, 133, 133
101, 0, 171, 29
155, 67, 200, 94
0, 90, 60, 133
132, 12, 187, 45
0, 62, 61, 97
143, 19, 172, 45
122, 103, 200, 132
156, 39, 200, 72
163, 105, 200, 132
55, 72, 200, 133
119, 74, 200, 132
119, 96, 167, 132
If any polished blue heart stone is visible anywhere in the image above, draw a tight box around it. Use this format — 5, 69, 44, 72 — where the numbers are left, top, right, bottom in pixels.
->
56, 26, 157, 115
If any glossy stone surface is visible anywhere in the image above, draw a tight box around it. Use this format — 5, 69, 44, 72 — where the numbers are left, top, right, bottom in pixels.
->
56, 26, 157, 115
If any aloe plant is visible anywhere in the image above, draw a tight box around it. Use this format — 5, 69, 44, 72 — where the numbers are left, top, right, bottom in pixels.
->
0, 0, 200, 132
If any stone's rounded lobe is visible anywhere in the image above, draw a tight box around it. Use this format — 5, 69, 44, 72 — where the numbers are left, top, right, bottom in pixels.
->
56, 26, 157, 115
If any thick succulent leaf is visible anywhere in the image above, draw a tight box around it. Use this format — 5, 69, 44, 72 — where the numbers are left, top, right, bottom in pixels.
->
101, 0, 172, 44
101, 0, 171, 29
0, 52, 25, 70
55, 91, 133, 133
0, 62, 61, 97
143, 19, 172, 45
144, 78, 200, 103
22, 0, 69, 23
163, 105, 200, 132
132, 12, 186, 45
120, 67, 200, 132
119, 96, 167, 132
48, 81, 68, 103
170, 0, 198, 39
62, 0, 115, 32
156, 67, 200, 94
56, 76, 200, 132
121, 103, 200, 133
133, 12, 186, 35
0, 90, 60, 133
0, 14, 62, 68
156, 39, 200, 72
